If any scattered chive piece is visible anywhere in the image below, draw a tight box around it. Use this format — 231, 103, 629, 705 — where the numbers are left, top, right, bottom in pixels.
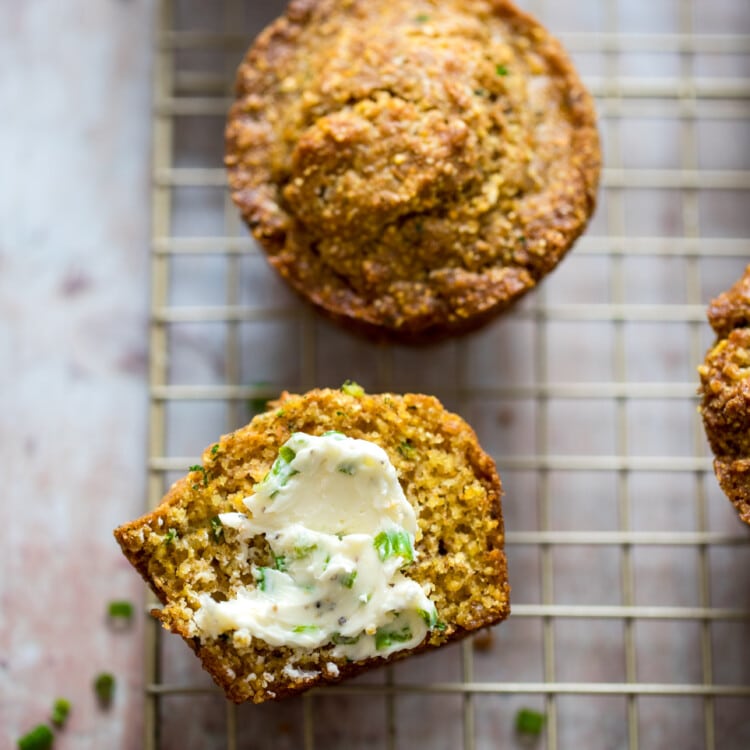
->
274, 555, 288, 572
164, 528, 177, 544
323, 430, 346, 439
279, 446, 296, 463
374, 529, 414, 563
188, 464, 208, 487
375, 625, 413, 650
415, 13, 430, 23
331, 632, 360, 645
335, 410, 346, 417
17, 724, 54, 750
419, 607, 439, 628
292, 625, 320, 633
107, 600, 134, 621
496, 63, 509, 76
341, 380, 365, 397
51, 698, 71, 728
254, 567, 268, 592
276, 409, 285, 417
94, 673, 115, 707
210, 516, 223, 541
397, 439, 416, 459
515, 708, 546, 735
434, 620, 447, 632
211, 443, 220, 455
337, 463, 356, 475
340, 571, 357, 589
293, 542, 318, 559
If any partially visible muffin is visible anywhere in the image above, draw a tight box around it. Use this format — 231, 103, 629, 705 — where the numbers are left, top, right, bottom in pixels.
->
226, 0, 600, 342
114, 388, 510, 703
699, 265, 750, 525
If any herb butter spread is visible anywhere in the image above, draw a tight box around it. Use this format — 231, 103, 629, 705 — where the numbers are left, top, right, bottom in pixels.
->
194, 432, 441, 660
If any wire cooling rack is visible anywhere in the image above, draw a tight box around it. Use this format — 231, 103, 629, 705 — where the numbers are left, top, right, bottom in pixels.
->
144, 0, 750, 748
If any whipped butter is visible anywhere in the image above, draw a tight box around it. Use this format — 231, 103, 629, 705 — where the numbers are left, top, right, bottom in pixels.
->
193, 432, 440, 660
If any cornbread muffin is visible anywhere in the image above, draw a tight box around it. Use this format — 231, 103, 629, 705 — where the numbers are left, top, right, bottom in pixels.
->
114, 387, 510, 702
226, 0, 600, 342
699, 265, 750, 525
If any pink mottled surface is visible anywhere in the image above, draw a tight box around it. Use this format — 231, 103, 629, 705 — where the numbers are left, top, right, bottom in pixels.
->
0, 1, 153, 748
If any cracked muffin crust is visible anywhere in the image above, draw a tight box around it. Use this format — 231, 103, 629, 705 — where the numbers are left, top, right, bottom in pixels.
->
226, 0, 601, 342
698, 265, 750, 525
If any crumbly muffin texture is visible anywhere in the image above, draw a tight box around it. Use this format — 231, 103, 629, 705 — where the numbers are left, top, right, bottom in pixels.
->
114, 389, 510, 702
699, 265, 750, 525
226, 0, 600, 341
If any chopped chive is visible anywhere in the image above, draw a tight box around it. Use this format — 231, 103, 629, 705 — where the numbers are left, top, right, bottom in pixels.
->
419, 607, 439, 628
375, 625, 413, 650
434, 620, 447, 632
188, 464, 208, 487
107, 600, 134, 621
335, 410, 346, 417
94, 672, 115, 707
211, 443, 220, 455
397, 439, 416, 459
337, 463, 356, 475
323, 430, 346, 439
374, 529, 414, 563
17, 724, 54, 750
496, 64, 509, 76
51, 697, 71, 728
331, 632, 360, 645
340, 571, 357, 589
210, 516, 223, 541
415, 13, 430, 22
341, 380, 365, 397
293, 543, 318, 559
274, 555, 288, 571
254, 567, 268, 592
515, 708, 545, 735
276, 409, 285, 417
164, 528, 177, 544
292, 625, 319, 633
278, 446, 295, 463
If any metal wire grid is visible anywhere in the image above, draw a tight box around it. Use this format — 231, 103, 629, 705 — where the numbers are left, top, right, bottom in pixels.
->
145, 0, 750, 748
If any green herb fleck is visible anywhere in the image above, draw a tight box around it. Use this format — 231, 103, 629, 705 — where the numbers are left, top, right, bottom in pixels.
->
17, 724, 54, 750
254, 567, 269, 592
434, 620, 447, 632
94, 672, 115, 707
336, 410, 346, 417
274, 555, 288, 572
323, 430, 346, 439
496, 64, 509, 76
211, 443, 220, 455
415, 13, 430, 22
164, 528, 177, 544
189, 464, 208, 487
375, 625, 413, 650
419, 607, 439, 629
279, 446, 295, 463
51, 698, 71, 728
276, 409, 285, 417
331, 632, 360, 645
210, 516, 223, 541
341, 380, 365, 397
108, 600, 134, 621
292, 625, 320, 634
337, 463, 356, 475
374, 529, 414, 563
293, 543, 318, 559
340, 571, 357, 589
398, 439, 416, 459
515, 708, 546, 735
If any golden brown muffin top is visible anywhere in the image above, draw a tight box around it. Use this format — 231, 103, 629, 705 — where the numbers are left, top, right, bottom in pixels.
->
226, 0, 600, 341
